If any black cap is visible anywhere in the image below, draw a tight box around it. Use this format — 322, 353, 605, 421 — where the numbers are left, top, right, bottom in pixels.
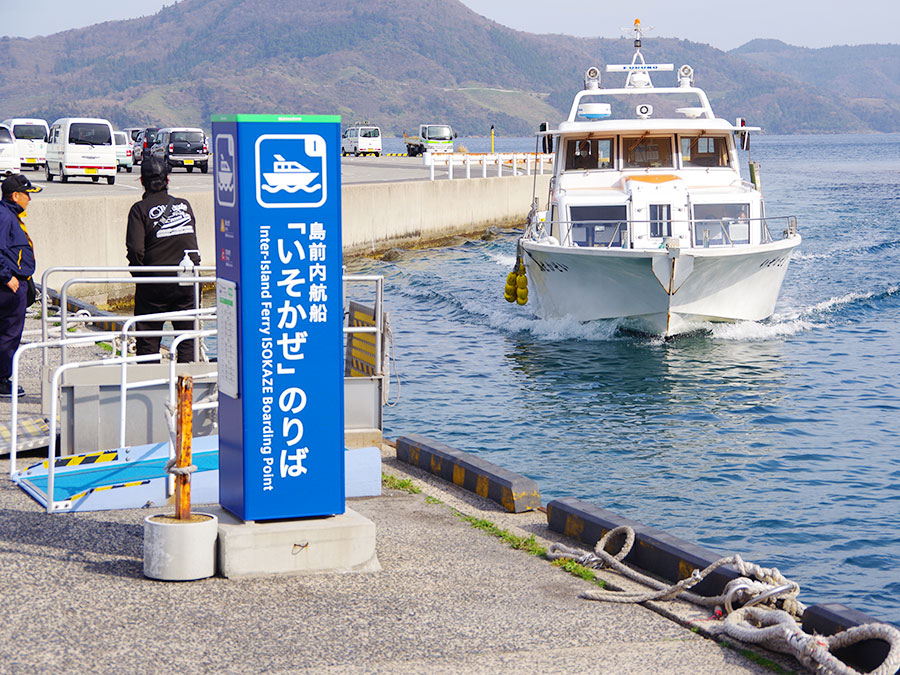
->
141, 156, 169, 180
2, 173, 42, 198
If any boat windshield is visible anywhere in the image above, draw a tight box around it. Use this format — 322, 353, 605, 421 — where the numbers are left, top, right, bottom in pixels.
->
622, 136, 674, 169
574, 91, 709, 122
564, 138, 614, 170
425, 126, 452, 140
681, 135, 730, 168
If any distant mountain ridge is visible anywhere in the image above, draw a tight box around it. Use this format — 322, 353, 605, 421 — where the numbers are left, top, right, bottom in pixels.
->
0, 0, 898, 135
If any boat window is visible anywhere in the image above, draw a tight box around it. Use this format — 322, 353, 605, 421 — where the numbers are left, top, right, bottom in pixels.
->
622, 136, 673, 168
693, 203, 750, 245
649, 204, 672, 238
569, 205, 627, 247
564, 138, 613, 170
681, 135, 730, 168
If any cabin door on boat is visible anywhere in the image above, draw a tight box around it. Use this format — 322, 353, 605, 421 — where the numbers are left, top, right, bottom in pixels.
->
626, 178, 690, 248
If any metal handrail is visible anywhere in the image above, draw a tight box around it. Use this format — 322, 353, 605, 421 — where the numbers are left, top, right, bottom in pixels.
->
9, 332, 120, 474
56, 276, 212, 365
9, 271, 387, 502
343, 275, 385, 376
40, 264, 215, 358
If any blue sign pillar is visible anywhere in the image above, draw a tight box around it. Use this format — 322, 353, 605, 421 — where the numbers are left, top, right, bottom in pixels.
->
211, 114, 344, 521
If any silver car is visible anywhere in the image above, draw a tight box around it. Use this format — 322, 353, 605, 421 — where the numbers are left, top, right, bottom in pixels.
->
114, 131, 134, 173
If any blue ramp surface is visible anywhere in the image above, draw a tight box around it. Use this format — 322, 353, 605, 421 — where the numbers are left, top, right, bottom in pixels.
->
13, 436, 220, 513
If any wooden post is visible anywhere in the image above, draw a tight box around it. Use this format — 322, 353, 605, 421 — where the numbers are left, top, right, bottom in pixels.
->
175, 374, 193, 520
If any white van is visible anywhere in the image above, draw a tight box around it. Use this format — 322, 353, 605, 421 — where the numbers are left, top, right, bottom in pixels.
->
45, 117, 117, 184
1, 118, 49, 170
0, 125, 21, 174
341, 125, 382, 157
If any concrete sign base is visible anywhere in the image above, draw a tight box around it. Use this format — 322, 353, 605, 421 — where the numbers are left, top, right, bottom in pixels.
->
212, 506, 379, 578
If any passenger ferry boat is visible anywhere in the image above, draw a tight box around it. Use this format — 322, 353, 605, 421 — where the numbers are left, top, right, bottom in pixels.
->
511, 20, 801, 336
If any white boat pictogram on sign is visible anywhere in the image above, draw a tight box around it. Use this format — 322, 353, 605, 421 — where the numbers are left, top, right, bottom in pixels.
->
261, 154, 321, 194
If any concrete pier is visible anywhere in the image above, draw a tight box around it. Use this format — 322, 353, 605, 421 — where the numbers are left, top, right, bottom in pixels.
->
0, 449, 789, 674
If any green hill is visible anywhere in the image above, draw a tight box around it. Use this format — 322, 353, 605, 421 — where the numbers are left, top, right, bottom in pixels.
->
0, 0, 898, 134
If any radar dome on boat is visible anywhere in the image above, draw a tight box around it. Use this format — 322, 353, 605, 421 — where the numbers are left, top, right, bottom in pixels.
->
577, 103, 612, 120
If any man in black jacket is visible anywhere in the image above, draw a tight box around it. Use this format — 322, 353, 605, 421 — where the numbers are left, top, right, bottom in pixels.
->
0, 174, 40, 397
126, 157, 201, 362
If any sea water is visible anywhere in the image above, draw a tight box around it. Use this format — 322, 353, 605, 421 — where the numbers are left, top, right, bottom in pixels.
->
347, 133, 900, 626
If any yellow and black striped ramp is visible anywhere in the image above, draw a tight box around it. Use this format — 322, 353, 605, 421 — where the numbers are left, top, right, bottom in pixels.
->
345, 300, 380, 377
396, 434, 540, 513
29, 449, 119, 471
0, 415, 50, 452
546, 497, 742, 597
69, 479, 151, 502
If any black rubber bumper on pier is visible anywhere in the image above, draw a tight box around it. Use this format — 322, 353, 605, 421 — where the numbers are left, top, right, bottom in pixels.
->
395, 434, 541, 513
546, 496, 741, 597
546, 497, 896, 673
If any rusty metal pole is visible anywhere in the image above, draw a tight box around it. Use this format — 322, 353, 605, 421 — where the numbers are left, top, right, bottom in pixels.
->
175, 374, 193, 520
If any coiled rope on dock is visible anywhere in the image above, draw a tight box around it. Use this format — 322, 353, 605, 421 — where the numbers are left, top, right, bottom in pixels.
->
547, 526, 900, 675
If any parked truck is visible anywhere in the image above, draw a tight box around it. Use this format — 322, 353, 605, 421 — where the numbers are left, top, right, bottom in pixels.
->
403, 124, 456, 156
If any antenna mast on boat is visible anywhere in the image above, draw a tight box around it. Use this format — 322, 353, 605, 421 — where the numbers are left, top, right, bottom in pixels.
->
607, 19, 673, 88
625, 19, 651, 88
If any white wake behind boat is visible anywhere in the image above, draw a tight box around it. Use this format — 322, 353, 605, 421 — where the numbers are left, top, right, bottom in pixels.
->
509, 19, 800, 337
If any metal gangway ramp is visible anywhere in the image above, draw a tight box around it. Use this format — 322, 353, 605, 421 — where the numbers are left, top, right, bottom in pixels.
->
6, 267, 387, 513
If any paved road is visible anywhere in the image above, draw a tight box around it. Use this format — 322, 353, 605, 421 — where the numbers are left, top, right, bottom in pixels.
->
26, 153, 548, 199
23, 156, 441, 199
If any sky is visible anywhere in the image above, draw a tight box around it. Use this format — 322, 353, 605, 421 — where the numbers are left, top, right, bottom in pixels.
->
4, 0, 899, 50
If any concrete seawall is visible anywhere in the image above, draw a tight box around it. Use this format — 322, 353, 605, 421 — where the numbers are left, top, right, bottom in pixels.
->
28, 174, 548, 305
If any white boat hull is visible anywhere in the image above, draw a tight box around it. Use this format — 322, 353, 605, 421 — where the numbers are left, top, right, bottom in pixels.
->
521, 236, 801, 336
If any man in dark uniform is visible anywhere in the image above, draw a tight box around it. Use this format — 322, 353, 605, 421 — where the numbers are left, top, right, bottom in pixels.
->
0, 174, 40, 397
126, 157, 201, 362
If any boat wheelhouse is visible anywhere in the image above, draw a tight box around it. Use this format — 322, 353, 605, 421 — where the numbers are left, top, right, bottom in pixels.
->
510, 20, 801, 336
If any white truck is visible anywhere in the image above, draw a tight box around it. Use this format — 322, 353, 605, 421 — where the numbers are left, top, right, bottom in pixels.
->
403, 124, 456, 156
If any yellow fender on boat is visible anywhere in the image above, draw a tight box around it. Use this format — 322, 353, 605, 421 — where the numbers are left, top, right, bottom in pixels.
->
515, 268, 528, 305
504, 255, 528, 305
504, 271, 517, 303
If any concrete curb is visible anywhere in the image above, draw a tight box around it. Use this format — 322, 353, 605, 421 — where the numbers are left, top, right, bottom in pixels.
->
395, 434, 541, 513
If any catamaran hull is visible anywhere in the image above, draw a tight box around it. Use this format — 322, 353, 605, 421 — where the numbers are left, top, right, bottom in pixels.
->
521, 236, 801, 336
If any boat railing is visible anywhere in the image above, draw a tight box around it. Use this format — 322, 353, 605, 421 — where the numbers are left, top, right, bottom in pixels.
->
534, 215, 799, 248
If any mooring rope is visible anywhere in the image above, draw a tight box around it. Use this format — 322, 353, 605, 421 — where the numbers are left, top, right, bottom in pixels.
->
547, 526, 900, 675
164, 458, 197, 476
